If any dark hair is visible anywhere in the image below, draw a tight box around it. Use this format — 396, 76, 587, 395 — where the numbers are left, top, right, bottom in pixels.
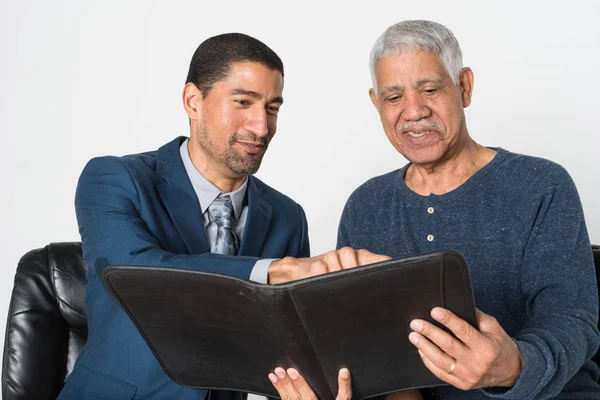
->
186, 33, 284, 97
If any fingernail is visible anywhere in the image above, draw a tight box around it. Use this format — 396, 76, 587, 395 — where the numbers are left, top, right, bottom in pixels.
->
275, 367, 286, 379
418, 349, 425, 358
432, 308, 446, 321
268, 373, 278, 383
410, 320, 423, 332
409, 332, 419, 345
287, 368, 298, 380
339, 368, 350, 379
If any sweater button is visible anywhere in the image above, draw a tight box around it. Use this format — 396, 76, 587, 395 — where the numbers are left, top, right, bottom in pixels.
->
427, 207, 435, 214
427, 234, 434, 242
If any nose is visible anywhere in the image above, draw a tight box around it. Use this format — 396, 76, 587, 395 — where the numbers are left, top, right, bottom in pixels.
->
401, 92, 431, 121
245, 107, 269, 137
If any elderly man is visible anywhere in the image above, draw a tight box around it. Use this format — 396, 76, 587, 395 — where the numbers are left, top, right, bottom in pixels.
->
338, 20, 600, 399
271, 20, 599, 400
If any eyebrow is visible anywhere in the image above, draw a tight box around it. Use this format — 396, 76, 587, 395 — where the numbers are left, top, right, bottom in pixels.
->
231, 89, 283, 104
380, 85, 404, 96
380, 78, 445, 96
416, 78, 444, 87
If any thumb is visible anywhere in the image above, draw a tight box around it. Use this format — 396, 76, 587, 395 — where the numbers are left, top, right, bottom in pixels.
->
336, 368, 352, 400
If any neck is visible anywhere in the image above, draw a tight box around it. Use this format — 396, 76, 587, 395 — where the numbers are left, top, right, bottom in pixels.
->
406, 140, 482, 195
187, 140, 246, 193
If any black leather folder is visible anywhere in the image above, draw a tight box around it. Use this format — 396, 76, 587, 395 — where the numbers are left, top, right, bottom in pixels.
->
103, 250, 477, 400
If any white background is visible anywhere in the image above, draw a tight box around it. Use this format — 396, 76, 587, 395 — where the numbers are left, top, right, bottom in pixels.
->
1, 0, 599, 390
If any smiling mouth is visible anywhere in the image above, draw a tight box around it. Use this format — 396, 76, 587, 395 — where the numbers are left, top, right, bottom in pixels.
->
237, 141, 265, 148
404, 130, 433, 138
236, 141, 267, 155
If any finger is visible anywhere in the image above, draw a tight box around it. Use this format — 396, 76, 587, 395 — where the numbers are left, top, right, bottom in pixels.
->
309, 253, 326, 262
269, 367, 299, 400
309, 260, 328, 277
409, 318, 468, 359
268, 373, 286, 398
336, 368, 352, 400
408, 331, 459, 378
416, 349, 467, 390
475, 308, 502, 335
336, 247, 359, 269
356, 249, 391, 266
287, 368, 318, 400
322, 250, 343, 272
430, 307, 484, 350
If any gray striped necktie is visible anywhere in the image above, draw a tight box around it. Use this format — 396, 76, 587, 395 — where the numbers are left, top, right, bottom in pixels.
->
207, 195, 239, 255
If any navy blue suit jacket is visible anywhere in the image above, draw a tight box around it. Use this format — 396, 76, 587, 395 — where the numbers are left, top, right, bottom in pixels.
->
59, 137, 310, 400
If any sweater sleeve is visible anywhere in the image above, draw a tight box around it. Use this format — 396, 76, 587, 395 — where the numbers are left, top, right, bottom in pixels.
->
336, 200, 351, 250
482, 169, 600, 399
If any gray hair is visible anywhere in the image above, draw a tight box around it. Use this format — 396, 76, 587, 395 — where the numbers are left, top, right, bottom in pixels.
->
369, 20, 463, 92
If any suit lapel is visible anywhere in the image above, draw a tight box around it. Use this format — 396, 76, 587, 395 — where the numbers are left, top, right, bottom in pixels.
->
238, 176, 272, 256
156, 137, 210, 255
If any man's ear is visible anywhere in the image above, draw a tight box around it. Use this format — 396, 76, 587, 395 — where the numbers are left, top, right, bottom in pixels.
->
369, 88, 381, 113
459, 67, 474, 108
183, 82, 203, 120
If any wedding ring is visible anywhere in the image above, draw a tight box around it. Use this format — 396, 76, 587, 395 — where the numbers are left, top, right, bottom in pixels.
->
447, 360, 456, 375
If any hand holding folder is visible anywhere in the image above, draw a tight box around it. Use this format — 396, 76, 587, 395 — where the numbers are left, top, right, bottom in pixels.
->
103, 250, 478, 400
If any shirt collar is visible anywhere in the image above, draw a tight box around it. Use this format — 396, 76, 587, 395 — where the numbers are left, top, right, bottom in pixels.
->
179, 138, 248, 220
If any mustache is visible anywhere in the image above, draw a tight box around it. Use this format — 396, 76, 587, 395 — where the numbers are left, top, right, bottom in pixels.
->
230, 133, 268, 146
398, 119, 446, 133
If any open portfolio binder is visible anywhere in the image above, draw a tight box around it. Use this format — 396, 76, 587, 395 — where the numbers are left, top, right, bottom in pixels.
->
103, 250, 478, 400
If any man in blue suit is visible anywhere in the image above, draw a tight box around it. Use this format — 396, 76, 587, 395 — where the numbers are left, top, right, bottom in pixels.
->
59, 33, 380, 399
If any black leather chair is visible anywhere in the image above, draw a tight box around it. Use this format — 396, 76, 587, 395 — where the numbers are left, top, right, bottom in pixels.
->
2, 243, 600, 399
2, 243, 87, 400
593, 244, 600, 367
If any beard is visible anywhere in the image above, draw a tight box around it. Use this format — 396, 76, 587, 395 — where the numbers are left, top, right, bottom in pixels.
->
195, 123, 268, 176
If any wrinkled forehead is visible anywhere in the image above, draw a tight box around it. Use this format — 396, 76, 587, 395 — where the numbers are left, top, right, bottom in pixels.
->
373, 50, 450, 89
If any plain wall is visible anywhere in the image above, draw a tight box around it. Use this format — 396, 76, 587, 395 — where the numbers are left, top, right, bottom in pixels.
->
1, 0, 599, 392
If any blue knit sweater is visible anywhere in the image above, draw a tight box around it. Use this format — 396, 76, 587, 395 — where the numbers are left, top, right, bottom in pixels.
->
337, 148, 600, 399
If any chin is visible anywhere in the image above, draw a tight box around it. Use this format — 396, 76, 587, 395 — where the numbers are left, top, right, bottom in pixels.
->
229, 160, 263, 175
402, 149, 446, 165
404, 154, 441, 164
